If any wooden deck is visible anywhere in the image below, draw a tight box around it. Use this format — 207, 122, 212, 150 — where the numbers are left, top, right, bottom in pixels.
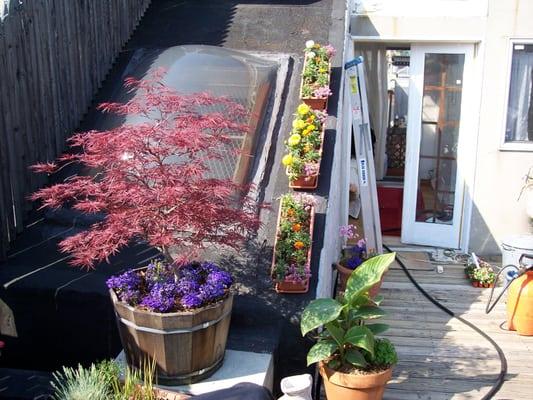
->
380, 251, 533, 400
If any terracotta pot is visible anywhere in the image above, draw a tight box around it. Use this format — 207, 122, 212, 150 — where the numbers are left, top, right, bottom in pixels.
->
319, 362, 392, 400
471, 280, 494, 288
271, 202, 315, 294
289, 173, 318, 190
275, 278, 310, 294
335, 263, 383, 297
301, 96, 328, 111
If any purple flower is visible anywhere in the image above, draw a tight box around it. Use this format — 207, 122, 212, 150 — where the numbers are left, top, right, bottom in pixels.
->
181, 293, 203, 309
199, 282, 226, 303
140, 282, 178, 312
176, 279, 200, 297
106, 270, 143, 305
206, 270, 233, 288
106, 260, 233, 312
346, 257, 363, 270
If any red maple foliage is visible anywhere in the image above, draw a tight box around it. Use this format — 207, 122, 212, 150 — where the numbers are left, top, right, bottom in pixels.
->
31, 73, 262, 268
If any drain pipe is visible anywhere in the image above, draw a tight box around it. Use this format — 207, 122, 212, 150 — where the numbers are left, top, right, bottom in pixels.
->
382, 244, 507, 399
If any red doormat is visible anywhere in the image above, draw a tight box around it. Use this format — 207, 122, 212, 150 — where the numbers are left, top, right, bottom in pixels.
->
376, 186, 425, 237
377, 186, 403, 236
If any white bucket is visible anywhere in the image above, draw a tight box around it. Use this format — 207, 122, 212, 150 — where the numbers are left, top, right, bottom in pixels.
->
501, 234, 533, 269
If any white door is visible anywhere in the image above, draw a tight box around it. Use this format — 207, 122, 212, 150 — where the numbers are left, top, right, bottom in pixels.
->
401, 44, 475, 248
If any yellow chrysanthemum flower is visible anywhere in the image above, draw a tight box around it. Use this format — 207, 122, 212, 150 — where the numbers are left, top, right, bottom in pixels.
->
282, 154, 293, 166
307, 124, 316, 132
288, 134, 301, 146
297, 103, 310, 115
292, 119, 306, 130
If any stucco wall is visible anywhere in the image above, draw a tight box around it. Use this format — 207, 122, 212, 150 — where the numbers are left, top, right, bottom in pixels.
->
350, 0, 533, 255
469, 0, 533, 254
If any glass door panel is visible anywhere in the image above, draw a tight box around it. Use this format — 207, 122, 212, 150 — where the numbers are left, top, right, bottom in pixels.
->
416, 53, 464, 224
401, 44, 474, 249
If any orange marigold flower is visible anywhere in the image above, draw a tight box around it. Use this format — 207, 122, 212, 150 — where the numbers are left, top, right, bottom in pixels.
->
294, 241, 305, 250
292, 223, 301, 232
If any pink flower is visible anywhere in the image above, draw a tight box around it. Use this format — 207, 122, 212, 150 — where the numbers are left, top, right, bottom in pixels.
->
325, 44, 336, 58
313, 85, 332, 98
339, 225, 357, 239
357, 238, 366, 247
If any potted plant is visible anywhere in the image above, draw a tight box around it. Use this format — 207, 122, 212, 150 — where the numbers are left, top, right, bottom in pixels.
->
31, 73, 262, 384
301, 253, 398, 400
271, 194, 316, 293
336, 225, 379, 294
465, 258, 496, 288
299, 40, 335, 110
282, 103, 328, 189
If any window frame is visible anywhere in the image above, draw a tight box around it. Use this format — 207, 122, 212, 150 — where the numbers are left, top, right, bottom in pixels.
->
500, 38, 533, 152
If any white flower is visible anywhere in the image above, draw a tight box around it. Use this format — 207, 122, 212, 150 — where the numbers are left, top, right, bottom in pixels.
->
305, 40, 315, 49
307, 52, 316, 59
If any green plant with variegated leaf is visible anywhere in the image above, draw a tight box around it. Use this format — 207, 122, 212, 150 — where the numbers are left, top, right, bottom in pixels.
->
300, 253, 397, 372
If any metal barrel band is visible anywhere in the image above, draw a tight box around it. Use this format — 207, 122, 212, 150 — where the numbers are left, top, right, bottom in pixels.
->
159, 356, 224, 382
117, 308, 231, 335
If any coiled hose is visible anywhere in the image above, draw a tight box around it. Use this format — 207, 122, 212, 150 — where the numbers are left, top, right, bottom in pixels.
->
382, 244, 507, 399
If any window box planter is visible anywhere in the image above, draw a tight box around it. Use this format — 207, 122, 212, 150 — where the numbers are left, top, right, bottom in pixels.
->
299, 52, 331, 111
283, 105, 327, 190
271, 194, 315, 293
286, 126, 325, 190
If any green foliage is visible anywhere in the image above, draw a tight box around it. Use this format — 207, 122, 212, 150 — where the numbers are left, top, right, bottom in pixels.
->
51, 359, 159, 400
51, 361, 117, 400
300, 253, 397, 372
371, 339, 398, 368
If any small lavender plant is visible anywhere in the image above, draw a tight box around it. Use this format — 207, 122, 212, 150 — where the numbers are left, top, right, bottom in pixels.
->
107, 260, 233, 312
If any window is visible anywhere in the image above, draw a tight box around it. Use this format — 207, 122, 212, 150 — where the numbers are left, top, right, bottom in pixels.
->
504, 42, 533, 147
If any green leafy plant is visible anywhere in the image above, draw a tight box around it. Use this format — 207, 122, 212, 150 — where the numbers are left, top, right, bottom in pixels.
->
300, 253, 397, 372
273, 194, 316, 283
465, 258, 495, 285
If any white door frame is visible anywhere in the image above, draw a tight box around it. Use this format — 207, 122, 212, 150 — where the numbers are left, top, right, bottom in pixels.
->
401, 43, 478, 249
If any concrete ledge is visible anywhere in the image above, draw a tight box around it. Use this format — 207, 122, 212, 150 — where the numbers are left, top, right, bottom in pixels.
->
117, 349, 274, 396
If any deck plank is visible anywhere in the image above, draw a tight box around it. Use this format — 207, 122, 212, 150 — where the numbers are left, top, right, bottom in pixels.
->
378, 250, 533, 399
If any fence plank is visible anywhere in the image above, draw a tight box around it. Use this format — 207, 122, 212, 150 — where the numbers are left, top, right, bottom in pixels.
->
0, 0, 152, 258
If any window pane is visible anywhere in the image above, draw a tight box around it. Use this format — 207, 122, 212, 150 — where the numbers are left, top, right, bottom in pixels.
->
416, 53, 463, 225
505, 43, 533, 143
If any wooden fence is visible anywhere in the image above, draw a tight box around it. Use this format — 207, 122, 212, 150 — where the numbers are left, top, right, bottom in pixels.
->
0, 0, 151, 259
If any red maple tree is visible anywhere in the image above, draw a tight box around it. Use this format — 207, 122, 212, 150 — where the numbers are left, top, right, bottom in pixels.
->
31, 73, 262, 268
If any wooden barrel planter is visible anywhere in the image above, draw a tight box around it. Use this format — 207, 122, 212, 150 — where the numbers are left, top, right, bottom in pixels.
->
271, 202, 315, 294
110, 291, 233, 385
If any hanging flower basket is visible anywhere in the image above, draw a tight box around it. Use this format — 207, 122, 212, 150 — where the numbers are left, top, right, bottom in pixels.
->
271, 194, 316, 293
299, 41, 335, 111
282, 104, 327, 190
